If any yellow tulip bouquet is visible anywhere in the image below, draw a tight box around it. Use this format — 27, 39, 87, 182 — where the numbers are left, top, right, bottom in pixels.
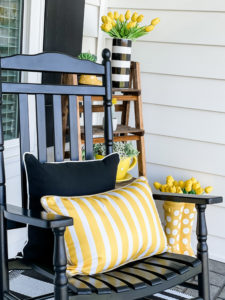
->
154, 176, 213, 256
101, 10, 160, 41
154, 176, 213, 195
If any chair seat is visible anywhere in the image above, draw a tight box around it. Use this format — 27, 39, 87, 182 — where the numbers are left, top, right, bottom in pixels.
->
67, 252, 201, 299
9, 252, 201, 299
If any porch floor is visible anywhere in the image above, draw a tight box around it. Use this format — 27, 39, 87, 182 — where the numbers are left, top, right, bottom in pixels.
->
175, 259, 225, 299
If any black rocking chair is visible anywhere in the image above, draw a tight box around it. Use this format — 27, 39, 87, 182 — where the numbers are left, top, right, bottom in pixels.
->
0, 50, 222, 300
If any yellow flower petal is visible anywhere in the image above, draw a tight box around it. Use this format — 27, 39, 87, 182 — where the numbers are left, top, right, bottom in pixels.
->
119, 14, 125, 22
107, 11, 113, 19
193, 182, 200, 191
101, 16, 107, 23
104, 23, 112, 32
137, 14, 144, 23
178, 180, 184, 188
185, 185, 192, 193
205, 186, 213, 194
131, 12, 138, 22
125, 10, 131, 20
114, 11, 119, 20
176, 187, 183, 194
196, 187, 204, 195
166, 175, 174, 183
145, 25, 155, 32
154, 182, 162, 190
151, 17, 160, 26
169, 186, 176, 193
191, 177, 197, 183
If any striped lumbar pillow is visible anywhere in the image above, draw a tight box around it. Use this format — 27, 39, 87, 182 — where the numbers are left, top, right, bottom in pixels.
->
41, 177, 167, 276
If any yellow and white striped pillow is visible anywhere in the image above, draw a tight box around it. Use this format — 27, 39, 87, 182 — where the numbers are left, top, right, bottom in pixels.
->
41, 176, 167, 276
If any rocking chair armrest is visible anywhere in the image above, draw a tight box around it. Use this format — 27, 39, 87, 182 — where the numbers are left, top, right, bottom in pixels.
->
3, 204, 73, 229
153, 192, 223, 205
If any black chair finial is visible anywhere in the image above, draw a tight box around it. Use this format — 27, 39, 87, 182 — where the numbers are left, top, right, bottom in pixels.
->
102, 48, 111, 61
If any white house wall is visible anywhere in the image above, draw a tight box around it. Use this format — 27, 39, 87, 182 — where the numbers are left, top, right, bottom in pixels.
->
108, 0, 225, 262
83, 0, 107, 60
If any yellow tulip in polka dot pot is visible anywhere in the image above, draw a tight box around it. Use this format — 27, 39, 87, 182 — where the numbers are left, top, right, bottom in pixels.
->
154, 176, 213, 256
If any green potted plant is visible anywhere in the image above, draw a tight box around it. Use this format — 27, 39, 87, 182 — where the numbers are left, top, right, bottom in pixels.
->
94, 142, 139, 182
78, 52, 102, 86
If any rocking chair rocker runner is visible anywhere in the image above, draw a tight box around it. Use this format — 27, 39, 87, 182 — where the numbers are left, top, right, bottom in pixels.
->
0, 49, 222, 300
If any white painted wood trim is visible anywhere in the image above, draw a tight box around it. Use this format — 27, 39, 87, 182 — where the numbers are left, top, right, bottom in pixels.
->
96, 0, 108, 61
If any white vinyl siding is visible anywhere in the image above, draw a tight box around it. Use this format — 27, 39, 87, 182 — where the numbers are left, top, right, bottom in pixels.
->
83, 0, 107, 60
108, 0, 225, 263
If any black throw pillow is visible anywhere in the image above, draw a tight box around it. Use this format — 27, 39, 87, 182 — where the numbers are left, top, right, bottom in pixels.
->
23, 152, 119, 266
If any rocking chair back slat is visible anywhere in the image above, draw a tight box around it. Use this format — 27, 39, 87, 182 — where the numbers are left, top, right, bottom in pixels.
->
1, 53, 105, 75
68, 95, 79, 161
19, 94, 30, 208
0, 51, 113, 212
2, 82, 106, 96
36, 94, 47, 163
83, 96, 93, 160
53, 95, 64, 162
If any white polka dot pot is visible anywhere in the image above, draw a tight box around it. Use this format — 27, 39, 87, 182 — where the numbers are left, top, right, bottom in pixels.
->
163, 201, 196, 256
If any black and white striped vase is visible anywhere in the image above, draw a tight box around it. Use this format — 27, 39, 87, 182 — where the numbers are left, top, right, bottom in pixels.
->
111, 38, 132, 88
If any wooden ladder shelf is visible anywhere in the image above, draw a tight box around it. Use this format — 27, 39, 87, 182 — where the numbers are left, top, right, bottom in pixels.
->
62, 61, 146, 177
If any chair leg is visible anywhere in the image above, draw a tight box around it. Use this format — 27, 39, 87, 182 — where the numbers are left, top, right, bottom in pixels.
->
0, 206, 9, 299
196, 204, 210, 300
53, 227, 68, 300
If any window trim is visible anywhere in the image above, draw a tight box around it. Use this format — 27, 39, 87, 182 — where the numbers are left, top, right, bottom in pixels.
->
4, 0, 45, 159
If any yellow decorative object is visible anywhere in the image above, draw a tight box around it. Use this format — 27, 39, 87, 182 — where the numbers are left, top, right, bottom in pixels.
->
180, 203, 196, 256
96, 155, 137, 181
125, 10, 131, 20
164, 201, 184, 254
154, 182, 161, 190
112, 98, 117, 105
205, 186, 213, 194
196, 187, 204, 195
127, 21, 136, 29
185, 185, 192, 193
79, 75, 102, 86
131, 12, 138, 22
193, 182, 200, 191
101, 10, 160, 41
116, 173, 133, 183
145, 25, 154, 32
101, 16, 107, 23
107, 11, 113, 19
112, 20, 116, 27
151, 17, 160, 25
41, 177, 168, 276
137, 14, 144, 23
119, 14, 125, 22
105, 16, 112, 24
154, 176, 213, 257
191, 177, 197, 183
114, 11, 119, 20
166, 175, 174, 183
